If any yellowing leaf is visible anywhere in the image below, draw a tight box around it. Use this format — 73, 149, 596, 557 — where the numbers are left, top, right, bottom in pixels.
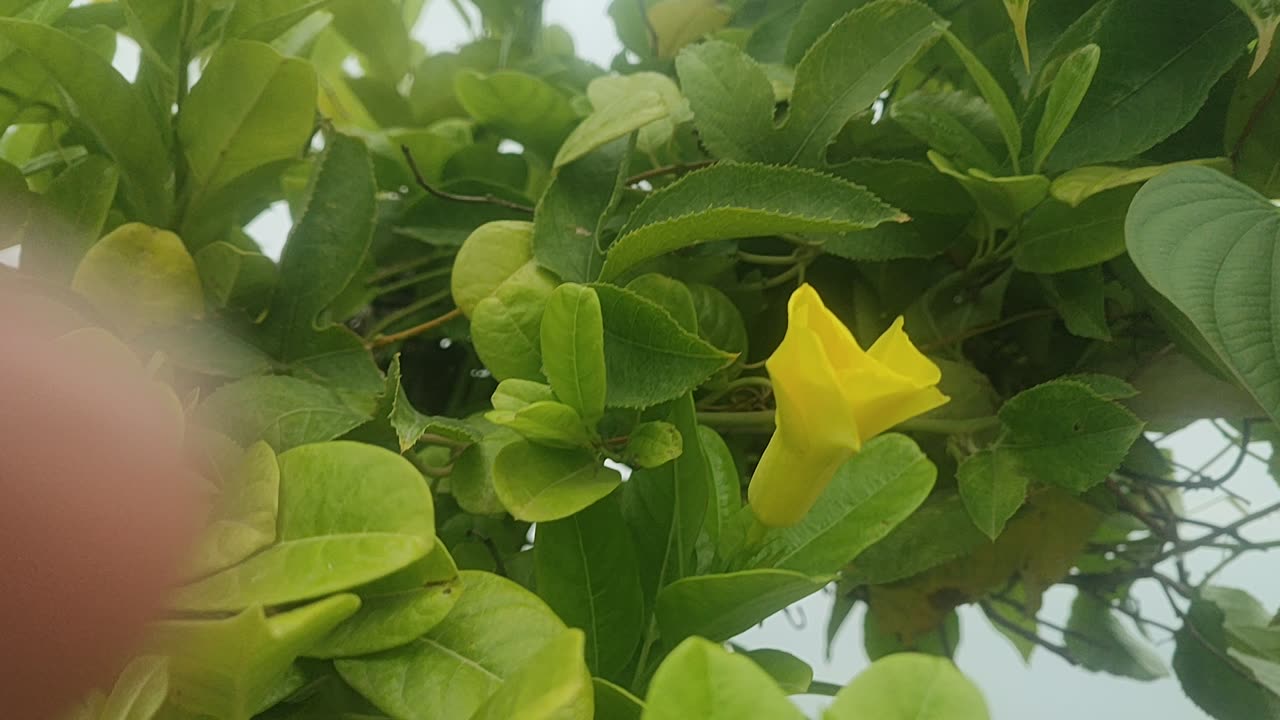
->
72, 223, 204, 334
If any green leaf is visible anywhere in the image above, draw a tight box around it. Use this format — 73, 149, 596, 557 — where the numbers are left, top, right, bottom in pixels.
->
1039, 267, 1112, 341
824, 653, 989, 720
71, 223, 204, 334
891, 89, 1003, 175
646, 0, 731, 59
541, 283, 608, 424
178, 40, 316, 211
493, 441, 621, 522
864, 608, 960, 661
740, 649, 813, 695
594, 284, 734, 408
486, 401, 595, 448
370, 355, 482, 452
453, 221, 553, 315
939, 30, 1023, 172
533, 136, 630, 283
450, 423, 522, 515
173, 441, 434, 611
844, 493, 991, 586
699, 425, 741, 559
151, 595, 360, 720
224, 0, 331, 42
304, 543, 463, 659
472, 286, 553, 382
98, 656, 168, 720
469, 629, 593, 720
1042, 0, 1252, 170
1174, 600, 1280, 720
554, 91, 667, 168
263, 134, 376, 357
641, 638, 805, 720
626, 273, 699, 333
956, 447, 1028, 540
688, 283, 748, 379
1033, 44, 1100, 173
186, 441, 280, 578
675, 40, 777, 162
999, 380, 1145, 493
534, 492, 645, 678
777, 0, 946, 167
594, 678, 645, 720
928, 151, 1049, 230
746, 434, 937, 575
328, 0, 411, 80
455, 70, 579, 159
1066, 592, 1168, 680
586, 72, 692, 154
1049, 159, 1231, 207
195, 241, 277, 313
624, 421, 684, 469
0, 18, 170, 224
656, 569, 832, 645
1014, 187, 1136, 273
22, 155, 117, 280
623, 395, 710, 603
492, 379, 557, 410
600, 163, 902, 282
196, 375, 370, 452
336, 571, 569, 720
1126, 166, 1280, 426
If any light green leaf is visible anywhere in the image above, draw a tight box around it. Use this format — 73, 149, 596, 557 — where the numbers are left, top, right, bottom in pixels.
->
533, 136, 630, 283
98, 656, 168, 720
1066, 593, 1168, 680
336, 572, 569, 720
675, 41, 777, 162
587, 72, 691, 153
71, 223, 204, 334
0, 18, 170, 223
777, 0, 945, 167
699, 425, 741, 559
642, 638, 805, 720
224, 0, 331, 42
22, 155, 117, 281
263, 134, 376, 357
627, 274, 699, 333
646, 0, 731, 59
956, 448, 1028, 540
472, 286, 552, 382
1042, 0, 1252, 170
328, 0, 411, 80
741, 649, 813, 695
1126, 166, 1280, 426
152, 595, 359, 720
452, 220, 555, 316
486, 401, 595, 448
1049, 159, 1231, 208
999, 380, 1145, 493
450, 423, 522, 516
304, 543, 462, 659
493, 441, 621, 522
179, 40, 316, 210
600, 163, 902, 281
625, 421, 684, 469
535, 493, 645, 678
554, 91, 667, 168
469, 630, 593, 720
1033, 44, 1100, 173
456, 70, 579, 159
492, 379, 557, 411
594, 284, 734, 408
655, 569, 831, 645
1013, 187, 1136, 273
196, 375, 370, 452
824, 653, 989, 720
541, 283, 608, 424
939, 30, 1023, 172
186, 442, 279, 579
928, 151, 1048, 230
195, 241, 277, 313
747, 434, 937, 575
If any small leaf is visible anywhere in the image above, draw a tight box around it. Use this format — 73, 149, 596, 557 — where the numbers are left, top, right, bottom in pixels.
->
1126, 166, 1280, 426
1033, 44, 1100, 173
1014, 187, 1136, 273
455, 70, 579, 159
1049, 159, 1230, 207
642, 638, 805, 720
999, 380, 1145, 493
1038, 267, 1112, 341
587, 72, 691, 153
824, 653, 989, 720
741, 649, 813, 695
600, 163, 902, 281
493, 441, 621, 522
486, 401, 596, 448
1066, 592, 1168, 680
646, 0, 731, 59
554, 91, 667, 168
535, 493, 645, 678
541, 283, 608, 424
939, 30, 1023, 172
928, 152, 1048, 230
625, 421, 684, 469
195, 241, 277, 313
225, 0, 331, 42
472, 286, 553, 382
656, 569, 831, 645
594, 284, 735, 408
956, 448, 1028, 540
626, 273, 699, 333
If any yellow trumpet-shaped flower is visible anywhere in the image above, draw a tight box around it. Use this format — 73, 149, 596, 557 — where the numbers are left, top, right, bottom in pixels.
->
748, 284, 948, 528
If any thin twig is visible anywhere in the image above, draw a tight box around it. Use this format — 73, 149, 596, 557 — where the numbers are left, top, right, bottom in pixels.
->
626, 159, 716, 185
401, 146, 534, 214
980, 601, 1079, 666
368, 307, 464, 349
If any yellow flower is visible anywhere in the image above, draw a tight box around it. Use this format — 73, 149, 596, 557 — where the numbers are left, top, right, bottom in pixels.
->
747, 284, 948, 528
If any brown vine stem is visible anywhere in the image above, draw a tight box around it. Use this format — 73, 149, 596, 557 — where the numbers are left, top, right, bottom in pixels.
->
401, 146, 535, 215
626, 159, 716, 185
367, 306, 464, 349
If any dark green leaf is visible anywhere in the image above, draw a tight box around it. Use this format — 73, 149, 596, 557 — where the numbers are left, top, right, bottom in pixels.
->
956, 447, 1028, 540
1066, 592, 1168, 680
656, 568, 831, 645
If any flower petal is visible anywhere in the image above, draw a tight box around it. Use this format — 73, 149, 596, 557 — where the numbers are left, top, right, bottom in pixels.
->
867, 316, 943, 387
787, 283, 868, 373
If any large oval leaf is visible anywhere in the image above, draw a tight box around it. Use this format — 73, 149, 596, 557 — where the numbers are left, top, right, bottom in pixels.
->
1126, 166, 1280, 425
642, 638, 805, 720
824, 653, 989, 720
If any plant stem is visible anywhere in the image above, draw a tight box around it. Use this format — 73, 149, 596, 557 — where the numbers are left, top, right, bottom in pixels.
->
368, 306, 464, 348
626, 159, 716, 185
401, 146, 535, 214
365, 288, 451, 338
